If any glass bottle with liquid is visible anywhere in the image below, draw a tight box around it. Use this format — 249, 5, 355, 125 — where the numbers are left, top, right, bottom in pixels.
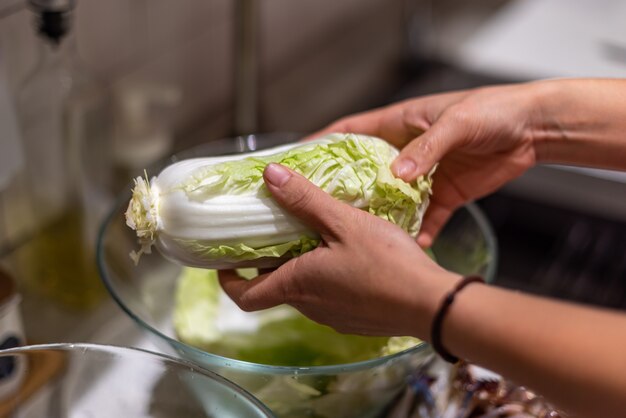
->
10, 0, 111, 311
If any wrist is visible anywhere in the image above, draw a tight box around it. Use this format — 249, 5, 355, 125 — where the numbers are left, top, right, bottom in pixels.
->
528, 78, 626, 168
407, 270, 461, 339
524, 79, 569, 164
430, 275, 486, 363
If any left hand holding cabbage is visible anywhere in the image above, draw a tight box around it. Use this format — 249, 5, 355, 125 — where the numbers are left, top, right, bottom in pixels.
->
219, 161, 460, 338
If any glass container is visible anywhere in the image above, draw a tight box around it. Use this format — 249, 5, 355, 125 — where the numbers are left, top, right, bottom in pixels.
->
0, 343, 274, 417
97, 133, 497, 418
9, 0, 112, 311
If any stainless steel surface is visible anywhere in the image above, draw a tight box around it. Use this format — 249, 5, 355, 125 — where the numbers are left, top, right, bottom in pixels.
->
503, 165, 626, 224
480, 192, 626, 308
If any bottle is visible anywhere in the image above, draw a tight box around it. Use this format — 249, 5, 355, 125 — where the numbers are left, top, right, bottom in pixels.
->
11, 0, 110, 311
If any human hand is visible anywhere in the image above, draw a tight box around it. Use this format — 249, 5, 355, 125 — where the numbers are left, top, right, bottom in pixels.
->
312, 83, 544, 247
219, 163, 459, 338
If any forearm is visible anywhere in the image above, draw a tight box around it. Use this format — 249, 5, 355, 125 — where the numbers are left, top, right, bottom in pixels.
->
439, 282, 626, 418
532, 78, 626, 170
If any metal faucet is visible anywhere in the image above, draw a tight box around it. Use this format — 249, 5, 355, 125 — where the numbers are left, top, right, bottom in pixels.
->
234, 0, 259, 136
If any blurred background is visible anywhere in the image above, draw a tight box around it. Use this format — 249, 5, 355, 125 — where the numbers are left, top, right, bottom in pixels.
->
0, 0, 625, 346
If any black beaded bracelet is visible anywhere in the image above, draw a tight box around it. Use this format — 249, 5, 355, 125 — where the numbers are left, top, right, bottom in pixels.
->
430, 275, 485, 363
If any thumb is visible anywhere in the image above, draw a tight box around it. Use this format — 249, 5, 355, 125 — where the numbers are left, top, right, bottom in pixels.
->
391, 118, 465, 182
219, 256, 308, 312
263, 163, 351, 238
218, 269, 286, 311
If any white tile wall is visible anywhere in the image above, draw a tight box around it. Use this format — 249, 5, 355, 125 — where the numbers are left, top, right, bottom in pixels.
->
0, 0, 407, 258
75, 0, 140, 82
0, 0, 406, 142
0, 8, 38, 93
259, 0, 391, 76
144, 0, 227, 55
261, 0, 405, 132
0, 0, 20, 12
112, 15, 234, 135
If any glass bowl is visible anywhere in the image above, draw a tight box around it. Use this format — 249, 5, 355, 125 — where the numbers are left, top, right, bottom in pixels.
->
97, 133, 497, 418
0, 343, 275, 417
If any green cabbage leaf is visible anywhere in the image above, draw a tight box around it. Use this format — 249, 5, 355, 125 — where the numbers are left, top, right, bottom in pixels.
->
126, 133, 433, 268
173, 267, 422, 366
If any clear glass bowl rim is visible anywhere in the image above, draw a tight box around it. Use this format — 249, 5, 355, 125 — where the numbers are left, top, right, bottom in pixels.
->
0, 342, 276, 415
97, 135, 498, 376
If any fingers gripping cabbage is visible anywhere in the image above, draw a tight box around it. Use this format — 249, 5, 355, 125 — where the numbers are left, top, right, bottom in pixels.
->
125, 133, 434, 269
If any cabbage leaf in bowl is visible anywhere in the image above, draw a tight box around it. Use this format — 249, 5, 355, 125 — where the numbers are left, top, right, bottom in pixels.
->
173, 267, 421, 367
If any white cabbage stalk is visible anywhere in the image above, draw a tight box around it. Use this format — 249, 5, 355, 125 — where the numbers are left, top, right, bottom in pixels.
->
125, 133, 433, 269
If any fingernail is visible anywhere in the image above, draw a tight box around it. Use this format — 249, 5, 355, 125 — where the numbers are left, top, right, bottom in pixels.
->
264, 163, 292, 187
392, 158, 417, 179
